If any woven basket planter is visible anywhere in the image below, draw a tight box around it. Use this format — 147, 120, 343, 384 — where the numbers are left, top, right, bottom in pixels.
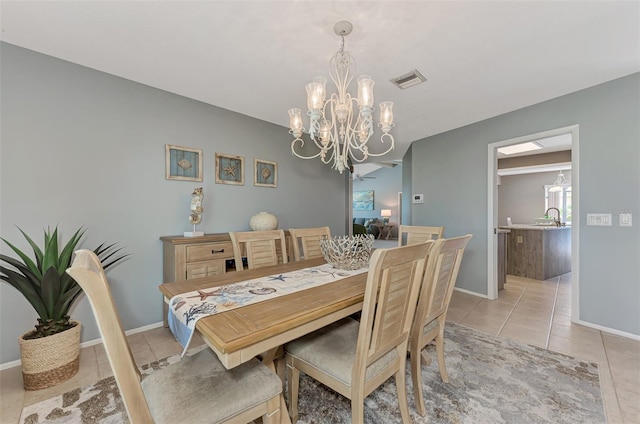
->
18, 321, 81, 391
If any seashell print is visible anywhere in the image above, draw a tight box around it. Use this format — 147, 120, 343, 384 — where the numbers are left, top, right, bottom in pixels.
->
174, 300, 186, 310
249, 287, 277, 295
177, 159, 192, 170
261, 167, 271, 179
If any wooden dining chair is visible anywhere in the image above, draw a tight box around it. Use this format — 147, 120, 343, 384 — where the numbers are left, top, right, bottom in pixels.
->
398, 225, 445, 247
285, 241, 434, 424
66, 249, 282, 424
408, 234, 472, 417
229, 229, 288, 271
288, 226, 331, 261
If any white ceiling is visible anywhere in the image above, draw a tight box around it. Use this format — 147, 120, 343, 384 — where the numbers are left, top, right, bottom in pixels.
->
1, 1, 639, 163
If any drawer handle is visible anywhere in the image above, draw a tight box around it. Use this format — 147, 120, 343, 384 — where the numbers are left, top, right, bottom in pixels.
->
212, 249, 225, 254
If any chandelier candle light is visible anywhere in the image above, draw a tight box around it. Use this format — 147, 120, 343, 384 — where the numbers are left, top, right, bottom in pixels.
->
289, 21, 395, 173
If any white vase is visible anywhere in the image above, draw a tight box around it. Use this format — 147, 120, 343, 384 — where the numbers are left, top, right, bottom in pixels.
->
249, 212, 278, 231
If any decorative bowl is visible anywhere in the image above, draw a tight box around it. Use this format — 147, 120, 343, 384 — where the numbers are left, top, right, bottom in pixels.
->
320, 234, 375, 270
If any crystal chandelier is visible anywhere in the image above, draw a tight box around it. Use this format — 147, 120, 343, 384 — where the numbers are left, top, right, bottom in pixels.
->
288, 21, 395, 174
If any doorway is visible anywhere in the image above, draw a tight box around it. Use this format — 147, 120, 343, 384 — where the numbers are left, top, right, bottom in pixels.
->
487, 125, 579, 323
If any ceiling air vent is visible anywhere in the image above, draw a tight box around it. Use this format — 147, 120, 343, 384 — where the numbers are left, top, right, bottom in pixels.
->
390, 69, 427, 89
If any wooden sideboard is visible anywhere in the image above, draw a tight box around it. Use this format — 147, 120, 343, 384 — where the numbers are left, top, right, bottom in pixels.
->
160, 234, 235, 326
161, 234, 235, 282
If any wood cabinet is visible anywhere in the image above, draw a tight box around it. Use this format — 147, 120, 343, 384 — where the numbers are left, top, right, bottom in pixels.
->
161, 234, 234, 282
497, 229, 509, 290
504, 227, 571, 280
160, 234, 235, 326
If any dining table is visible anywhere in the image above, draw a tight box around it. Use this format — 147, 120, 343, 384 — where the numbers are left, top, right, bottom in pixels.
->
158, 257, 369, 424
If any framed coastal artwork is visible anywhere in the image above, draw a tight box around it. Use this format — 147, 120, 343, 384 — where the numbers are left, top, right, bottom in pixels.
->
165, 144, 203, 182
215, 153, 245, 185
254, 159, 277, 188
353, 190, 374, 211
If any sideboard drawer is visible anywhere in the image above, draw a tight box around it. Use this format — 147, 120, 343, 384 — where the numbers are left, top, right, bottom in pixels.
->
186, 242, 233, 262
186, 260, 226, 279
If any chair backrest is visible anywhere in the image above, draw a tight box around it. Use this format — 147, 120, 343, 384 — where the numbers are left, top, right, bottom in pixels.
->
352, 241, 434, 386
66, 249, 155, 422
229, 229, 288, 271
412, 234, 472, 335
288, 227, 331, 261
398, 225, 445, 247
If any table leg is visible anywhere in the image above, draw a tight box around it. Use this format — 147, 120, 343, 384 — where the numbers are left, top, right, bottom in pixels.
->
261, 347, 292, 424
163, 300, 169, 328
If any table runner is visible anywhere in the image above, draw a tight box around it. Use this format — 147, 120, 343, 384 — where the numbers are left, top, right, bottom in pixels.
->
168, 263, 368, 356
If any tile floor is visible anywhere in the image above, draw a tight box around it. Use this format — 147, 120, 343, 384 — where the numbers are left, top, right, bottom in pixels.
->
1, 273, 639, 424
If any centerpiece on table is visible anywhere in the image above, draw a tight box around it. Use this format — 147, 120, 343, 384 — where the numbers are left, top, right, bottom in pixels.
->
320, 234, 374, 270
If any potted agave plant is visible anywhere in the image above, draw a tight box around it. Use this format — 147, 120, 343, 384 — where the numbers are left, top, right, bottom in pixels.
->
0, 226, 127, 390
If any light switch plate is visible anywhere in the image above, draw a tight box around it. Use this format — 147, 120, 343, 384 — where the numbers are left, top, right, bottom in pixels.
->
619, 213, 632, 227
586, 213, 612, 226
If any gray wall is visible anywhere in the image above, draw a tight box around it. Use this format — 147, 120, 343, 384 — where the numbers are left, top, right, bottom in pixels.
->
409, 73, 640, 336
498, 170, 573, 225
0, 43, 348, 363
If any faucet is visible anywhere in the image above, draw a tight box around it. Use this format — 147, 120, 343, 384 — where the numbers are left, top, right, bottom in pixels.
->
545, 207, 562, 227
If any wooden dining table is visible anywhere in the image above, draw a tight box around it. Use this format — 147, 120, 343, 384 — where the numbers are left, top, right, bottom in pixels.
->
158, 257, 369, 423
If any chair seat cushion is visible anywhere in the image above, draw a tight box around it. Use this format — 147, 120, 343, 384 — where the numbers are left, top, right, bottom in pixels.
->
285, 318, 398, 387
141, 348, 281, 424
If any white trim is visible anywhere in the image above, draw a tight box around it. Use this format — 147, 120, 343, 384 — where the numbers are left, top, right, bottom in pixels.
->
572, 318, 640, 342
0, 358, 21, 371
570, 127, 580, 324
453, 286, 489, 299
487, 125, 579, 308
0, 321, 165, 371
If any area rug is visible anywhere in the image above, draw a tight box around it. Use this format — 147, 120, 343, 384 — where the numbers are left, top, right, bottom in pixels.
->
19, 323, 606, 423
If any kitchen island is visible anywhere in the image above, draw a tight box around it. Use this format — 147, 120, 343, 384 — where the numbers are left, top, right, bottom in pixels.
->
500, 225, 571, 280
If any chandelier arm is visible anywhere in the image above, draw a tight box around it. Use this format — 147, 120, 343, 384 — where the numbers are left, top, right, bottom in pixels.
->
358, 133, 396, 158
291, 138, 328, 160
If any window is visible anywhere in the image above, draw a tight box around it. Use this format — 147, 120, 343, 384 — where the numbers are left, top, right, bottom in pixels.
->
545, 185, 572, 224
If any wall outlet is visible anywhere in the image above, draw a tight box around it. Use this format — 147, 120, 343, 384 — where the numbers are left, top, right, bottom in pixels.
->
586, 213, 612, 226
619, 213, 632, 227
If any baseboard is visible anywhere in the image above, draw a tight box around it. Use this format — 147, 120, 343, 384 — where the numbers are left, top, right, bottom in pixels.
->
0, 321, 165, 371
454, 287, 489, 299
573, 319, 640, 341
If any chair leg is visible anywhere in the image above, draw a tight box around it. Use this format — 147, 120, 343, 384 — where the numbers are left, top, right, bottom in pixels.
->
420, 349, 432, 366
262, 395, 281, 424
395, 356, 412, 424
286, 357, 300, 424
436, 329, 448, 383
351, 389, 366, 424
410, 345, 426, 417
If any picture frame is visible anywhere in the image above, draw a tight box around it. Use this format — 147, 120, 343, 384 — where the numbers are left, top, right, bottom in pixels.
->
165, 144, 203, 182
215, 153, 245, 185
254, 159, 277, 188
353, 190, 374, 211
